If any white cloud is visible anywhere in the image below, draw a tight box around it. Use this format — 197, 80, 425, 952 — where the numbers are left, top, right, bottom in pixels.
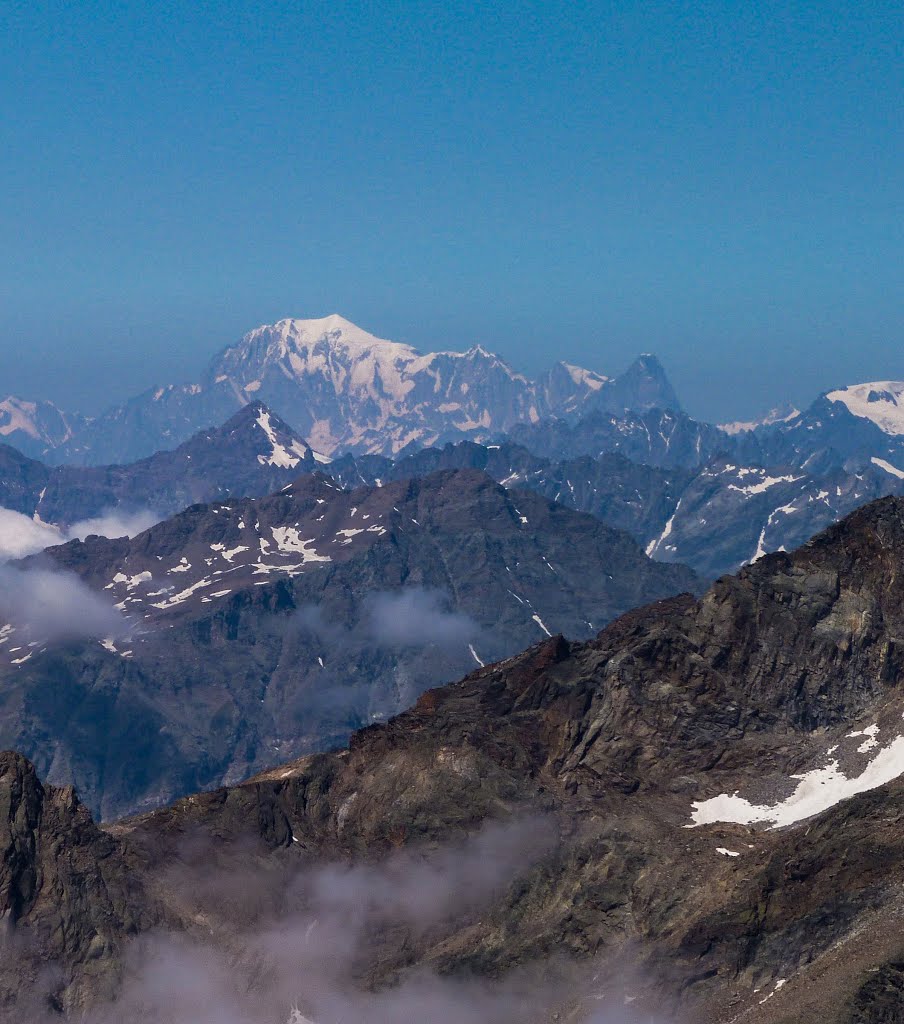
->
0, 506, 159, 564
0, 508, 62, 561
0, 565, 127, 640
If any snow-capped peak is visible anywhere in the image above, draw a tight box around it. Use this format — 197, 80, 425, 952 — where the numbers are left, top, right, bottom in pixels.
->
246, 315, 421, 364
826, 381, 904, 436
0, 396, 80, 452
0, 397, 46, 441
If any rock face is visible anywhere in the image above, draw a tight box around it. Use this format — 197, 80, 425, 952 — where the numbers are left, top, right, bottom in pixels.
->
745, 384, 904, 474
7, 497, 904, 1020
0, 403, 328, 529
38, 316, 681, 464
0, 752, 159, 1017
0, 468, 696, 819
505, 405, 737, 469
641, 455, 904, 577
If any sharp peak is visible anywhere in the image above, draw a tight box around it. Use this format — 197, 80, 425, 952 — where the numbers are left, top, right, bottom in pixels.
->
223, 401, 306, 437
627, 352, 667, 371
227, 400, 281, 423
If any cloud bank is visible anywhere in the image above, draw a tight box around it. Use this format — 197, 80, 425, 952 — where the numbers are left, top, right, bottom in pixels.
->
295, 587, 480, 651
0, 508, 62, 561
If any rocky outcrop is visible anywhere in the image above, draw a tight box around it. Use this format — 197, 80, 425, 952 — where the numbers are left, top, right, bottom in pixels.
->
0, 752, 159, 1017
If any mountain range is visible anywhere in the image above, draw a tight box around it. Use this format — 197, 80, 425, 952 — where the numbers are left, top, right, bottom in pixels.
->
1, 315, 680, 465
7, 391, 904, 581
7, 495, 904, 1021
6, 315, 904, 1021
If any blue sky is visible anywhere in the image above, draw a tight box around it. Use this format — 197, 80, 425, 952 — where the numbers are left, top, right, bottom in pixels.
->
1, 0, 901, 421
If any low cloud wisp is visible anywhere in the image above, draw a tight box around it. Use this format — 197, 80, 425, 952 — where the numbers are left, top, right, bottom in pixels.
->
0, 505, 159, 562
0, 564, 127, 641
20, 815, 672, 1024
364, 588, 478, 649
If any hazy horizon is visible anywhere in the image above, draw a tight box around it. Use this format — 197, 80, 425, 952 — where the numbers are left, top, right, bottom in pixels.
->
1, 308, 898, 424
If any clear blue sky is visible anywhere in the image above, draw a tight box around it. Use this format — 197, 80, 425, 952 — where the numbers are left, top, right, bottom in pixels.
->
1, 0, 901, 422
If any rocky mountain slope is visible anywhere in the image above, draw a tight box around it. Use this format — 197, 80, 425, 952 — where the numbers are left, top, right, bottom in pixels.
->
7, 497, 904, 1020
326, 439, 692, 548
747, 381, 904, 474
11, 398, 904, 582
18, 316, 680, 465
0, 468, 696, 819
0, 402, 328, 529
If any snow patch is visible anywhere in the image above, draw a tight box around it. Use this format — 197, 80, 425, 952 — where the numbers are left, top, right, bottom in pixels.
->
690, 733, 904, 828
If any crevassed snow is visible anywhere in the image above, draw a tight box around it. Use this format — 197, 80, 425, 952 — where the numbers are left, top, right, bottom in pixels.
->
690, 734, 904, 828
827, 381, 904, 435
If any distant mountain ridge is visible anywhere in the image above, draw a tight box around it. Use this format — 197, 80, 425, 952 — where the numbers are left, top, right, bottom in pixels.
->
0, 396, 86, 460
2, 315, 681, 465
9, 394, 904, 581
0, 402, 328, 528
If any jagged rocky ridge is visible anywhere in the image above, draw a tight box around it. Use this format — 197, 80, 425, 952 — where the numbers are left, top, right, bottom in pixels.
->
0, 468, 696, 819
7, 497, 904, 1020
